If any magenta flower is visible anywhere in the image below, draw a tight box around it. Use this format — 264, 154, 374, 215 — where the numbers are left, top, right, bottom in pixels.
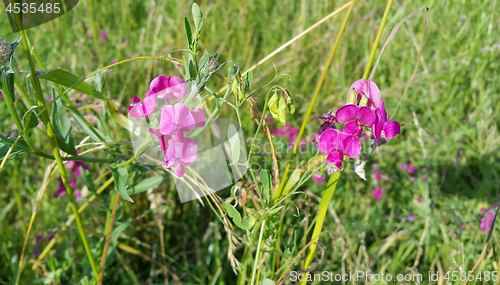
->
409, 177, 416, 182
100, 29, 107, 43
407, 164, 416, 174
163, 134, 198, 177
36, 235, 42, 243
149, 75, 187, 101
373, 188, 384, 200
319, 129, 361, 168
66, 155, 89, 178
347, 79, 382, 110
149, 128, 171, 152
422, 176, 428, 182
111, 58, 117, 64
312, 121, 336, 147
129, 91, 156, 118
372, 101, 401, 142
316, 111, 337, 123
480, 209, 496, 233
54, 177, 77, 198
400, 163, 408, 170
91, 50, 98, 57
417, 198, 424, 203
160, 103, 205, 135
407, 215, 415, 222
374, 172, 382, 181
336, 104, 375, 137
312, 173, 326, 184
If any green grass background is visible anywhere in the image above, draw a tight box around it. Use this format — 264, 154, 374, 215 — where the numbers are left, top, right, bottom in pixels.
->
1, 0, 500, 284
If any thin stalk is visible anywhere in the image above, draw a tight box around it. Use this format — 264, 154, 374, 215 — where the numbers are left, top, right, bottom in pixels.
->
250, 219, 266, 285
12, 13, 99, 282
362, 0, 394, 79
0, 136, 21, 175
272, 0, 357, 201
97, 193, 120, 285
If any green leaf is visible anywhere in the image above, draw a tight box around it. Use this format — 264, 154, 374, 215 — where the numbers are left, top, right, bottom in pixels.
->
0, 200, 16, 223
51, 98, 77, 156
94, 71, 105, 92
284, 169, 303, 193
245, 71, 253, 91
37, 69, 105, 99
111, 167, 133, 202
268, 206, 283, 216
127, 176, 164, 195
260, 169, 272, 201
191, 3, 203, 32
261, 278, 275, 285
0, 137, 30, 159
184, 17, 193, 46
22, 106, 39, 136
223, 202, 255, 230
67, 105, 113, 144
0, 67, 15, 103
227, 124, 240, 164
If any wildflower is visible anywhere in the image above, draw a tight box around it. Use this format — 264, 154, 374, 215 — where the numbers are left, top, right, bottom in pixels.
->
422, 168, 427, 173
336, 104, 375, 137
0, 37, 11, 66
373, 163, 381, 170
160, 103, 205, 135
111, 58, 117, 64
372, 101, 401, 143
407, 164, 415, 174
66, 152, 89, 178
163, 133, 198, 177
374, 172, 382, 181
312, 121, 336, 147
319, 129, 361, 168
129, 91, 156, 118
46, 234, 54, 241
312, 173, 326, 184
149, 75, 187, 101
346, 79, 382, 110
32, 248, 41, 258
36, 235, 42, 243
54, 177, 78, 198
316, 111, 337, 123
100, 29, 107, 43
422, 176, 428, 182
149, 128, 171, 152
409, 177, 416, 183
91, 50, 98, 57
75, 190, 82, 201
373, 188, 384, 200
417, 198, 424, 203
360, 134, 369, 141
480, 208, 496, 233
407, 215, 415, 222
400, 163, 408, 170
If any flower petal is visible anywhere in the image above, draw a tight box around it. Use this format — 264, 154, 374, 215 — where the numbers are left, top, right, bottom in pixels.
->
338, 131, 361, 158
128, 96, 144, 118
149, 75, 170, 100
326, 151, 343, 168
356, 107, 376, 126
143, 91, 156, 117
335, 104, 358, 123
191, 108, 206, 128
179, 137, 198, 165
347, 79, 382, 110
174, 164, 186, 177
149, 128, 170, 152
167, 76, 187, 100
319, 129, 339, 155
173, 103, 195, 132
382, 120, 401, 139
160, 105, 176, 135
343, 121, 361, 136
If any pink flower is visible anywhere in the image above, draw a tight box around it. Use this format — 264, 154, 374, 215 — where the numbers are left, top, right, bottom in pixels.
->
75, 190, 82, 201
422, 176, 428, 182
91, 50, 98, 57
36, 235, 42, 243
66, 152, 89, 178
374, 172, 382, 181
372, 101, 401, 142
407, 215, 415, 222
312, 173, 326, 184
360, 135, 368, 141
160, 103, 205, 135
336, 104, 376, 137
373, 163, 381, 170
54, 177, 77, 198
373, 188, 384, 200
148, 128, 172, 152
312, 121, 336, 147
149, 75, 186, 101
100, 29, 107, 43
417, 198, 424, 203
400, 163, 408, 170
409, 177, 416, 183
163, 133, 198, 177
407, 164, 416, 174
319, 129, 361, 168
422, 168, 427, 173
480, 209, 496, 233
316, 111, 337, 123
347, 79, 382, 110
111, 58, 117, 64
129, 91, 156, 118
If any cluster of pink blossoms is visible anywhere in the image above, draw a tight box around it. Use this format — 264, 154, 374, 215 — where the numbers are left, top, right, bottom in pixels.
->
480, 207, 497, 233
316, 79, 401, 171
129, 75, 205, 178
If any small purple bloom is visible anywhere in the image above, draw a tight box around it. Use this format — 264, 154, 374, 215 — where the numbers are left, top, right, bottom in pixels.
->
312, 173, 326, 184
100, 29, 107, 43
36, 235, 42, 243
422, 168, 427, 173
373, 163, 381, 170
91, 50, 98, 57
422, 176, 428, 182
407, 215, 415, 222
32, 248, 41, 258
111, 58, 117, 64
75, 190, 82, 201
46, 234, 54, 241
417, 198, 424, 203
407, 164, 416, 174
373, 188, 384, 201
374, 172, 382, 181
400, 163, 408, 170
409, 177, 416, 183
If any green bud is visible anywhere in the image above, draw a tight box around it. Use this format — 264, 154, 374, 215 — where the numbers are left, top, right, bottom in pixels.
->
347, 89, 358, 105
359, 95, 368, 107
231, 79, 239, 96
277, 96, 287, 125
284, 89, 295, 115
268, 91, 280, 119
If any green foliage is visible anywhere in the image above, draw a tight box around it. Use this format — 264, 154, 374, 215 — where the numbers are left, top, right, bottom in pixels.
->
51, 97, 77, 155
37, 69, 105, 99
111, 166, 133, 202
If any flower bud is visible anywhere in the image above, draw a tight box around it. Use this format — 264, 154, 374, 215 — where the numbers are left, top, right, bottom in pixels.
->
284, 89, 295, 115
359, 95, 368, 107
0, 37, 11, 66
277, 96, 287, 124
346, 89, 358, 105
268, 90, 279, 115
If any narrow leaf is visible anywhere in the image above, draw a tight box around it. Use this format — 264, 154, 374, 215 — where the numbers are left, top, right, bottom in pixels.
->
227, 124, 240, 164
22, 106, 39, 136
112, 167, 133, 202
191, 3, 203, 32
127, 176, 164, 195
37, 69, 105, 99
51, 98, 77, 156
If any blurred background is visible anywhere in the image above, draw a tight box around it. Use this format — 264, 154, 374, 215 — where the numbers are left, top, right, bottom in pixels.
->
1, 0, 499, 284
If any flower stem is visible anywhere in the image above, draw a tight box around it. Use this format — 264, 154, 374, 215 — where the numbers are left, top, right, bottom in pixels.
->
362, 0, 394, 79
97, 192, 120, 285
12, 11, 99, 281
272, 0, 357, 201
250, 219, 266, 285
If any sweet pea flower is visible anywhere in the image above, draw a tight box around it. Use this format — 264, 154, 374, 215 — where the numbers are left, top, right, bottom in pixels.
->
373, 188, 384, 200
36, 235, 42, 243
149, 128, 172, 152
163, 133, 198, 178
407, 164, 416, 174
417, 198, 424, 203
160, 103, 205, 135
374, 172, 382, 181
347, 79, 382, 110
319, 129, 361, 168
373, 163, 381, 170
149, 75, 187, 101
111, 58, 117, 64
54, 177, 77, 198
129, 91, 156, 118
316, 111, 337, 123
336, 104, 376, 137
372, 101, 401, 142
312, 173, 326, 184
480, 208, 496, 233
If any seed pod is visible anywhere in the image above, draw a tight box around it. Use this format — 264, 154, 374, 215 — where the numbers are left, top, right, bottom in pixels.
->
0, 37, 11, 66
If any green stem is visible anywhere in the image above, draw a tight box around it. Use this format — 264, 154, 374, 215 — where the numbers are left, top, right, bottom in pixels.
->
247, 86, 274, 162
12, 11, 99, 281
272, 0, 357, 202
362, 0, 394, 79
250, 219, 266, 285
